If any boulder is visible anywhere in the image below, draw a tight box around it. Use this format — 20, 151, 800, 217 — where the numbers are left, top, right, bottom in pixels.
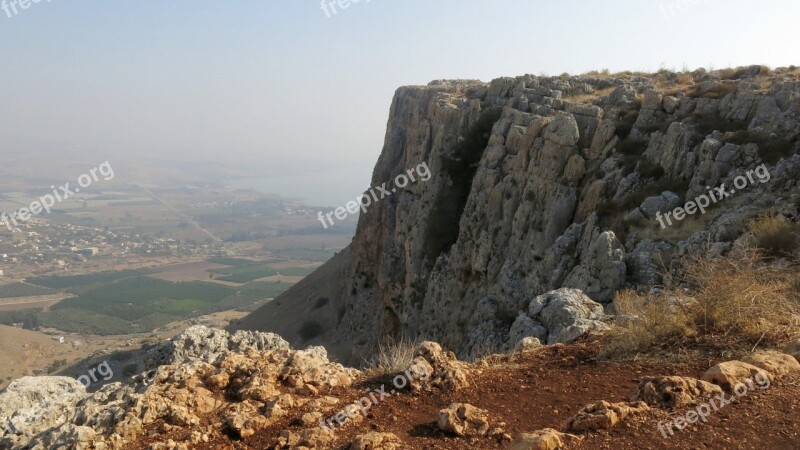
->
701, 361, 773, 391
508, 429, 578, 450
513, 337, 543, 353
566, 401, 649, 432
350, 432, 405, 450
632, 376, 723, 408
437, 403, 490, 437
405, 342, 468, 393
528, 288, 609, 344
784, 339, 800, 362
742, 351, 800, 377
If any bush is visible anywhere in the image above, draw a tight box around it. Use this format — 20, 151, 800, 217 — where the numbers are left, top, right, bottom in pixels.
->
684, 254, 797, 336
603, 290, 694, 356
749, 215, 800, 258
603, 254, 800, 357
362, 339, 419, 375
298, 320, 324, 341
726, 130, 797, 164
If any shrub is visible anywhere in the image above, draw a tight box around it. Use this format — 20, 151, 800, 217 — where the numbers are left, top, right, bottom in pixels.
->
602, 290, 694, 356
638, 159, 665, 179
603, 254, 800, 357
362, 339, 419, 375
298, 320, 324, 341
749, 215, 800, 258
688, 82, 737, 99
690, 112, 746, 137
683, 254, 797, 337
614, 104, 641, 140
726, 130, 797, 164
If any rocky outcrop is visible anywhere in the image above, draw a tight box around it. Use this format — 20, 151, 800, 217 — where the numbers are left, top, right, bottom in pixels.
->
144, 325, 289, 369
632, 376, 723, 408
3, 327, 356, 450
0, 377, 87, 449
237, 68, 800, 364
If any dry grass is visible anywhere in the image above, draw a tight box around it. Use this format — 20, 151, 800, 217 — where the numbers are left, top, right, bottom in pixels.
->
602, 252, 800, 358
362, 339, 420, 376
603, 290, 695, 356
749, 215, 800, 258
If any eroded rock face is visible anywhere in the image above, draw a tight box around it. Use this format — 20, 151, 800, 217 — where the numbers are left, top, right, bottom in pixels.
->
632, 376, 723, 409
238, 70, 800, 364
0, 377, 87, 449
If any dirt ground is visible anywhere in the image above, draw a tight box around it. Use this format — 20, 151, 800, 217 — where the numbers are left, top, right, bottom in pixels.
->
131, 341, 800, 450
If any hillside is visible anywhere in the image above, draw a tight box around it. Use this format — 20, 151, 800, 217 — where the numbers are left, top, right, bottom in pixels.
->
235, 66, 800, 365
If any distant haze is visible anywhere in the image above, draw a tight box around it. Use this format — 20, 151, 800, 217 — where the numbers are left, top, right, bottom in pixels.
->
1, 0, 798, 206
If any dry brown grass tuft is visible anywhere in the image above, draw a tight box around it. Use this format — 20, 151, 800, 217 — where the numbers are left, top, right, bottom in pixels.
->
603, 290, 695, 356
603, 253, 800, 358
749, 215, 800, 258
362, 338, 420, 376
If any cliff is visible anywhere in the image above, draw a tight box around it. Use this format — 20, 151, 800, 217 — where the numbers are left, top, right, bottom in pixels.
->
235, 66, 800, 364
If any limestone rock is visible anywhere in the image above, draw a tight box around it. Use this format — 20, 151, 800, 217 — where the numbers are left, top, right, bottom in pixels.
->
742, 351, 800, 377
513, 337, 543, 353
701, 361, 774, 391
0, 377, 86, 448
406, 342, 468, 393
784, 339, 800, 362
508, 429, 577, 450
632, 376, 723, 408
566, 400, 649, 432
527, 288, 609, 344
350, 432, 405, 450
437, 403, 490, 437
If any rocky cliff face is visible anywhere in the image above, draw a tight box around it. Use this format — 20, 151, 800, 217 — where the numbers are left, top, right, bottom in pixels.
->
239, 67, 800, 364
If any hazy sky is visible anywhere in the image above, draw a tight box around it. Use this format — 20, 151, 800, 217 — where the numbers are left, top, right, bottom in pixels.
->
1, 0, 798, 205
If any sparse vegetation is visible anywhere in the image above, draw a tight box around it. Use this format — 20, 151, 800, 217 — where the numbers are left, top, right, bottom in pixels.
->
362, 339, 420, 375
749, 215, 800, 258
603, 252, 800, 358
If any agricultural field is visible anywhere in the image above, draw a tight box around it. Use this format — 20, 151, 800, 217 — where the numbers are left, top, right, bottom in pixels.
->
0, 282, 54, 298
0, 259, 302, 335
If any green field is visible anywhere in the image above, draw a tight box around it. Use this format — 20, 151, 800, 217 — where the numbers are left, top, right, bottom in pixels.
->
209, 264, 278, 283
275, 266, 319, 277
28, 269, 155, 289
0, 283, 54, 298
0, 270, 295, 335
